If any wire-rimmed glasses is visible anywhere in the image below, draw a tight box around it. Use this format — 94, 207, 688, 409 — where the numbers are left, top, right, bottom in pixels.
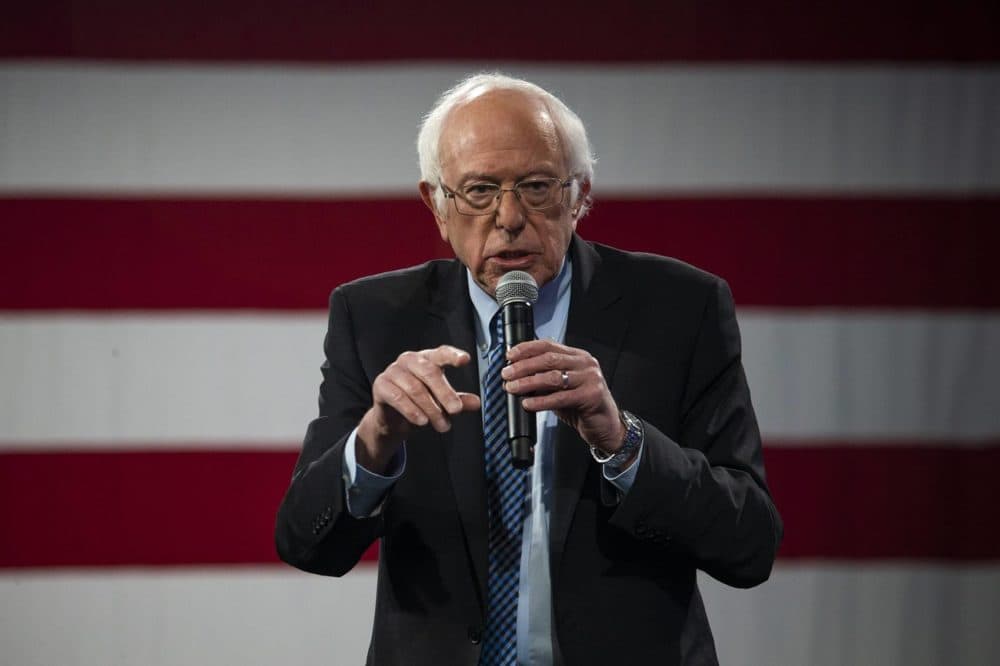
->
441, 177, 574, 216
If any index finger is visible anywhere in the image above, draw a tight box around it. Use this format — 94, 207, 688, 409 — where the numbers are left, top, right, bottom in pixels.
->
425, 345, 473, 368
506, 339, 571, 361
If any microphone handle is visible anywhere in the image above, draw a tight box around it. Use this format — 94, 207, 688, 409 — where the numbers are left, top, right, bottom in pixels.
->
503, 301, 536, 469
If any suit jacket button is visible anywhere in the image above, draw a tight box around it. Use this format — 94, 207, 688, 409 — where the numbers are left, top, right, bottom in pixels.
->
467, 626, 482, 644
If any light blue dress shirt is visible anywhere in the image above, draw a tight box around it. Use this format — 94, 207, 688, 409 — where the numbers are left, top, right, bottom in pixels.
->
342, 257, 642, 664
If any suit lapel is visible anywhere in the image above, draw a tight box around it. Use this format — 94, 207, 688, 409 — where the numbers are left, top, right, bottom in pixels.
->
549, 236, 628, 580
427, 263, 490, 618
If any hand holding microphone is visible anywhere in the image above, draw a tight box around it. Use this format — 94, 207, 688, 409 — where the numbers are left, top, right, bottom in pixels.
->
497, 272, 628, 466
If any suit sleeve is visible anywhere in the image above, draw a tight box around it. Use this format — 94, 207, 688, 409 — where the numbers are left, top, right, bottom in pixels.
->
609, 278, 783, 588
274, 286, 385, 576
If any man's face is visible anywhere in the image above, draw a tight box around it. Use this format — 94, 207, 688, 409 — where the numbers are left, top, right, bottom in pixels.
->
420, 89, 589, 297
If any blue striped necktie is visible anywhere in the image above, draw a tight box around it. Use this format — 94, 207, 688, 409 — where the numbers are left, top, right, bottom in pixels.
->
479, 311, 528, 665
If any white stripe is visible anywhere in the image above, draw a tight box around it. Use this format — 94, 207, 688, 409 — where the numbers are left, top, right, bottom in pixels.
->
740, 311, 1000, 443
0, 565, 996, 666
0, 314, 325, 447
0, 567, 376, 666
1, 311, 997, 448
2, 63, 997, 194
699, 564, 1000, 666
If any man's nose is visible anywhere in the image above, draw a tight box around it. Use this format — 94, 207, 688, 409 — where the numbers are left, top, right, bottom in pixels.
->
494, 189, 527, 233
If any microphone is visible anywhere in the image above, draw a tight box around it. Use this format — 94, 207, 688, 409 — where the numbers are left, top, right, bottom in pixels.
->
495, 270, 539, 469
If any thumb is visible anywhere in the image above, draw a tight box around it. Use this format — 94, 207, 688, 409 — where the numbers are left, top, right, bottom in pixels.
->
457, 392, 482, 412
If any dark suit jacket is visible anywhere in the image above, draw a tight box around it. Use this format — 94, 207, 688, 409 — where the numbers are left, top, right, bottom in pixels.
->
275, 235, 782, 665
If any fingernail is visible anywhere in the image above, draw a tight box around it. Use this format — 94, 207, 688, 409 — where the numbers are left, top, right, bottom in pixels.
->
506, 379, 518, 391
500, 367, 512, 378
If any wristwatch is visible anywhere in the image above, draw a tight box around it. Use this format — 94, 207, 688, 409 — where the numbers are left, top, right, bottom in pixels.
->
590, 409, 643, 468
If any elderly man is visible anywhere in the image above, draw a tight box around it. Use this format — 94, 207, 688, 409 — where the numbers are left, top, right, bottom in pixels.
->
275, 73, 782, 666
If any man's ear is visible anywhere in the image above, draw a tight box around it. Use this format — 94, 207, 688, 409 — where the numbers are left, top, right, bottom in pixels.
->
570, 178, 592, 225
419, 181, 450, 243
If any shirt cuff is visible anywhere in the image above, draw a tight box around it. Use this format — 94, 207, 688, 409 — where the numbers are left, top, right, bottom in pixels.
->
602, 440, 643, 495
342, 427, 406, 518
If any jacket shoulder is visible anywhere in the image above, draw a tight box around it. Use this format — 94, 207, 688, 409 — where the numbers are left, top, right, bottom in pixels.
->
328, 258, 460, 308
589, 241, 726, 294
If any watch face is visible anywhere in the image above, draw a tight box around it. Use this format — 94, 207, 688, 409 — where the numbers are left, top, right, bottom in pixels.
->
620, 411, 643, 450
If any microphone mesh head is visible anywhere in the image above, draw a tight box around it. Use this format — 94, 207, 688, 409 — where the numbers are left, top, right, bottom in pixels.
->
496, 270, 539, 306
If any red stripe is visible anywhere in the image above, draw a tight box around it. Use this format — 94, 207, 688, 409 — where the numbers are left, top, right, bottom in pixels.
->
0, 448, 373, 568
0, 445, 997, 568
2, 196, 998, 310
0, 449, 291, 568
4, 2, 998, 62
766, 444, 1000, 560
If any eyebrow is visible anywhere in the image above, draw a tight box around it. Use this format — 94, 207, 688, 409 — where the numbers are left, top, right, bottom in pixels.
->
456, 172, 500, 184
456, 168, 560, 185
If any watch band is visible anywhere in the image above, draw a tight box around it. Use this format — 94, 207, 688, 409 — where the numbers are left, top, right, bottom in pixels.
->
589, 410, 643, 466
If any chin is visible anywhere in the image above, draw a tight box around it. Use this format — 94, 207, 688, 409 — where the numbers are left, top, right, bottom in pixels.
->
526, 266, 557, 289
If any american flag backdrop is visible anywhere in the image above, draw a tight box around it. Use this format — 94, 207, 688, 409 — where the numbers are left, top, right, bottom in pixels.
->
1, 3, 999, 664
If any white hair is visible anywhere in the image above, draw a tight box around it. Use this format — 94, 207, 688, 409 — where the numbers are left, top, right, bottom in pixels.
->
417, 73, 595, 217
